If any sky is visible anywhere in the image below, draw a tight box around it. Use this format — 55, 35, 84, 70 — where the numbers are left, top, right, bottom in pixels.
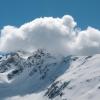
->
0, 0, 100, 55
0, 0, 100, 29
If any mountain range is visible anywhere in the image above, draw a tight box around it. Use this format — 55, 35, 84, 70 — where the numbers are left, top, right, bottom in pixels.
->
0, 49, 100, 100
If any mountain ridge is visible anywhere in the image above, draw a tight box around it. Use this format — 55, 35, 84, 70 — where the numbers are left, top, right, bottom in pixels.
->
0, 49, 100, 100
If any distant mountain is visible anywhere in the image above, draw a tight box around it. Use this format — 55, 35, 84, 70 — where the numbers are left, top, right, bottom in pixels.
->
0, 49, 100, 100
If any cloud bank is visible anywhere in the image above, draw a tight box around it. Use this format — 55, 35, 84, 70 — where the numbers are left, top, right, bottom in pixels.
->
0, 15, 100, 55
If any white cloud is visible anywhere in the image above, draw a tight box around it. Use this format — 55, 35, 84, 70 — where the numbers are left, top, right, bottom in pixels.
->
0, 15, 100, 55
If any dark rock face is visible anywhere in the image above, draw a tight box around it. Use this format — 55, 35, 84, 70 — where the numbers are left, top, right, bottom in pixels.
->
0, 49, 57, 80
0, 53, 25, 79
45, 81, 70, 99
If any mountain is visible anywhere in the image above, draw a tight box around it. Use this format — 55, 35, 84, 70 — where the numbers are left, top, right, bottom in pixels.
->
0, 49, 100, 100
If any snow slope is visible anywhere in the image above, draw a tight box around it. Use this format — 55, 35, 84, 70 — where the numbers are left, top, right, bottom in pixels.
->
0, 49, 100, 100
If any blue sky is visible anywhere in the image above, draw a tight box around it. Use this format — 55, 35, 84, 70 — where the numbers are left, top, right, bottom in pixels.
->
0, 0, 100, 29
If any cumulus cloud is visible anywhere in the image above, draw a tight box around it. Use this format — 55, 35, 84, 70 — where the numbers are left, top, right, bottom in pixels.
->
0, 15, 100, 55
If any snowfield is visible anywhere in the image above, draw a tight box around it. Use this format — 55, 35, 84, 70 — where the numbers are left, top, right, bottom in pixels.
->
0, 49, 100, 100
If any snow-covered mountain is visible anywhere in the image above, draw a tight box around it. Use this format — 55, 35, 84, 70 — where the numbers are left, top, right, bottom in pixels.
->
0, 49, 100, 100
